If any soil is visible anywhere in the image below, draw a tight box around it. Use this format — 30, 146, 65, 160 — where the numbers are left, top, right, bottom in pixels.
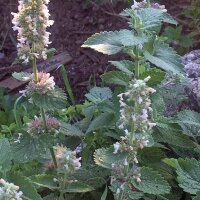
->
0, 0, 197, 101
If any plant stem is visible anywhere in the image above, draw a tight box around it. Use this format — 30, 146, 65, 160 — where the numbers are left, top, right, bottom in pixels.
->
147, 0, 151, 7
32, 42, 38, 82
135, 46, 140, 79
50, 147, 58, 168
60, 65, 75, 105
41, 108, 48, 132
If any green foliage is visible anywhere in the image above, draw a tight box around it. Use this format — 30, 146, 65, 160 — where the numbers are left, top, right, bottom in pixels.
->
94, 146, 127, 169
109, 60, 134, 75
101, 71, 131, 86
11, 133, 54, 163
82, 30, 148, 55
176, 110, 200, 137
32, 87, 67, 111
85, 87, 113, 104
0, 138, 12, 173
144, 41, 184, 74
60, 123, 85, 137
176, 158, 200, 195
131, 167, 171, 195
9, 172, 43, 200
162, 26, 193, 54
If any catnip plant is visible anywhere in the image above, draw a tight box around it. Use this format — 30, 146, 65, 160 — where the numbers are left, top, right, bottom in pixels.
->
83, 0, 184, 199
1, 0, 199, 199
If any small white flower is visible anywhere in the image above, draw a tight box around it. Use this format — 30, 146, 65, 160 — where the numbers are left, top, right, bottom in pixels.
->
113, 142, 121, 154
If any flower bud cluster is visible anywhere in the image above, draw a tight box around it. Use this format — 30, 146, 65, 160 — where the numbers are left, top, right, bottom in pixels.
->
131, 0, 167, 12
27, 115, 60, 135
20, 72, 55, 97
11, 0, 54, 63
0, 179, 23, 200
118, 76, 156, 132
111, 77, 156, 192
54, 145, 81, 173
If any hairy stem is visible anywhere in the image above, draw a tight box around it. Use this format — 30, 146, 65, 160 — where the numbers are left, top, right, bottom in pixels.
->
41, 108, 48, 132
50, 147, 58, 169
32, 42, 38, 82
135, 46, 140, 79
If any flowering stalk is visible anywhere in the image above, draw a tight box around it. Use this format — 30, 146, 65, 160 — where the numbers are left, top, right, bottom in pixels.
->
53, 145, 82, 199
112, 77, 156, 199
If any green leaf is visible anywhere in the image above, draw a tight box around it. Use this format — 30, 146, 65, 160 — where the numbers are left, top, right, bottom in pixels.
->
139, 147, 166, 167
176, 158, 200, 194
193, 191, 200, 200
101, 71, 130, 86
82, 30, 147, 55
94, 146, 127, 169
65, 182, 94, 193
140, 68, 165, 86
110, 181, 143, 199
0, 138, 12, 173
101, 185, 108, 200
32, 87, 67, 111
61, 123, 85, 137
86, 112, 115, 133
122, 8, 177, 30
11, 133, 53, 163
9, 172, 42, 200
176, 110, 200, 137
162, 158, 178, 169
31, 174, 58, 190
109, 60, 134, 75
131, 167, 171, 195
154, 117, 195, 149
12, 72, 31, 81
85, 87, 112, 104
144, 41, 184, 74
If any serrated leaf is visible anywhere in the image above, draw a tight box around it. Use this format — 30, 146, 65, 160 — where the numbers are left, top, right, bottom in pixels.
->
71, 166, 109, 189
144, 41, 184, 74
31, 174, 58, 190
12, 72, 32, 81
9, 172, 42, 200
82, 30, 147, 55
154, 117, 195, 149
176, 158, 200, 194
109, 60, 134, 75
94, 146, 127, 169
86, 112, 115, 133
122, 8, 177, 31
176, 110, 200, 137
32, 87, 67, 111
110, 181, 143, 199
131, 167, 171, 195
139, 147, 166, 167
140, 68, 165, 86
11, 133, 53, 163
85, 87, 112, 104
0, 138, 12, 173
61, 123, 85, 137
101, 71, 130, 86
